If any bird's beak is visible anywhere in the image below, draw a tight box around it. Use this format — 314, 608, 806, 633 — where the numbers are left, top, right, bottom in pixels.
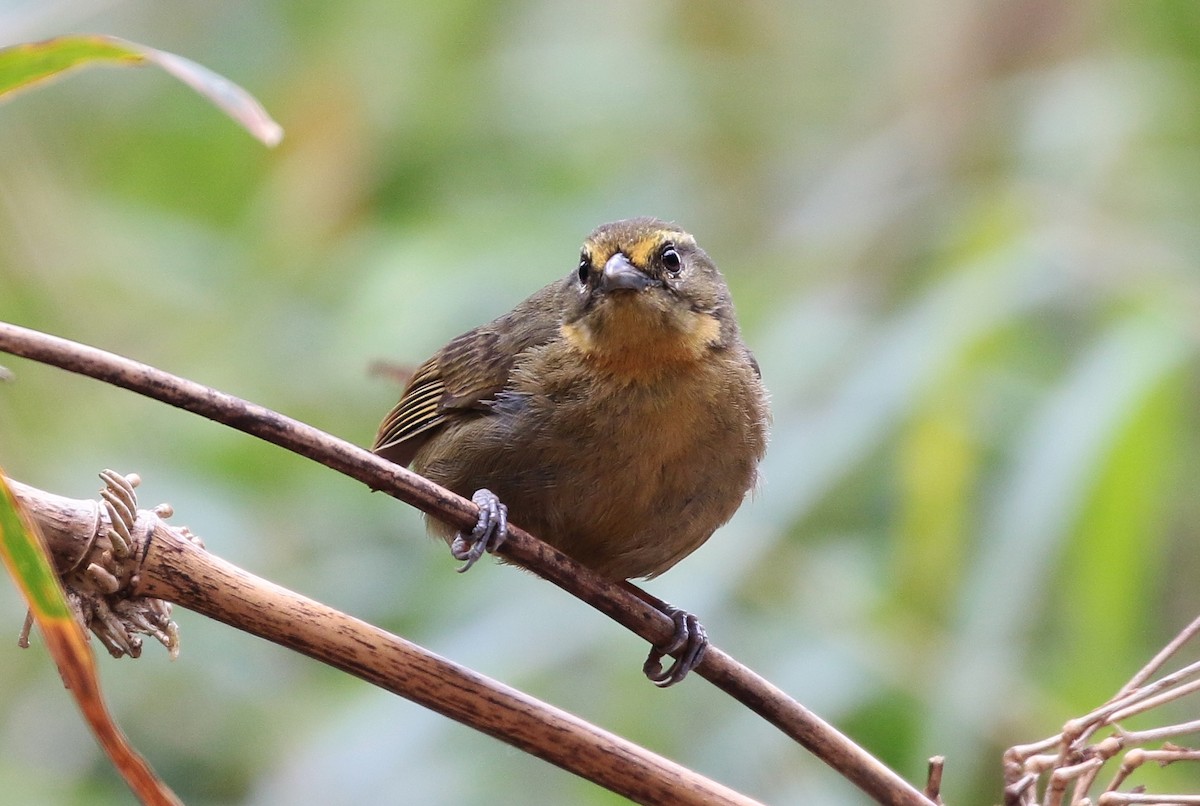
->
601, 253, 653, 293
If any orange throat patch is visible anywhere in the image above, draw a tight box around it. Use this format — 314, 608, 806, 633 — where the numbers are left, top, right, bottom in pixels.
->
560, 302, 722, 377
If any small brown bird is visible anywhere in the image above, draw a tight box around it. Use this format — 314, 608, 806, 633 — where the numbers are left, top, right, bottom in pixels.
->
374, 217, 769, 685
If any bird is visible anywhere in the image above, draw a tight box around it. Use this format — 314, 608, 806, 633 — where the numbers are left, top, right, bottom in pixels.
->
373, 217, 769, 685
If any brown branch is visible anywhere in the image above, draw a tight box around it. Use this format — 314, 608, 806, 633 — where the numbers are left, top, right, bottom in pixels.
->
0, 320, 934, 806
9, 474, 758, 806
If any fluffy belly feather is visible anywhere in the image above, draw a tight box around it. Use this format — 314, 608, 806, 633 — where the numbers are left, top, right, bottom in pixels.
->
414, 348, 766, 579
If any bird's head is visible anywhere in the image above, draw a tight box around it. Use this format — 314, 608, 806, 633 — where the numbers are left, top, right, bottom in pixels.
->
560, 218, 737, 371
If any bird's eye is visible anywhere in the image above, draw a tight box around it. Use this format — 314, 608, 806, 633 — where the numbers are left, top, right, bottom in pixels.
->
577, 253, 590, 284
660, 244, 683, 275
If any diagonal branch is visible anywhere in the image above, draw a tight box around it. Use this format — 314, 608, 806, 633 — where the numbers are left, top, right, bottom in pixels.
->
0, 320, 934, 806
8, 474, 758, 806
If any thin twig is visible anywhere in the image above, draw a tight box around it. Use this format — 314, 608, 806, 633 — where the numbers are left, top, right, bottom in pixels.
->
1114, 720, 1200, 747
924, 756, 945, 804
1116, 614, 1200, 699
1099, 671, 1200, 729
0, 321, 933, 806
1045, 757, 1104, 806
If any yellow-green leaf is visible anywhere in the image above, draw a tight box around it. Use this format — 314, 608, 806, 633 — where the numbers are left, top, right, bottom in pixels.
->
0, 473, 182, 806
0, 35, 282, 146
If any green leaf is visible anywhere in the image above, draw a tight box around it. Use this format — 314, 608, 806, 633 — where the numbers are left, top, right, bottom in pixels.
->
0, 36, 143, 96
0, 473, 182, 806
0, 35, 282, 146
0, 473, 71, 619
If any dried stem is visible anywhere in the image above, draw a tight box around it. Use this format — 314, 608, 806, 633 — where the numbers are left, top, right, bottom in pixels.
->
1003, 613, 1200, 805
1117, 614, 1200, 699
924, 756, 945, 804
0, 321, 934, 806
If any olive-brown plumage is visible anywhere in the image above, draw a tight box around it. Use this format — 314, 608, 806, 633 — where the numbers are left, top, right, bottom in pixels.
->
373, 218, 769, 682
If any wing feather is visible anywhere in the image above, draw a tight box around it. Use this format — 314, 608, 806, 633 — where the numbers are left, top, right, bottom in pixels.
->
372, 280, 565, 466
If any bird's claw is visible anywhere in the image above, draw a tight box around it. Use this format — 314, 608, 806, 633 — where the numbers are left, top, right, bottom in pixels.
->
450, 488, 508, 573
642, 604, 708, 687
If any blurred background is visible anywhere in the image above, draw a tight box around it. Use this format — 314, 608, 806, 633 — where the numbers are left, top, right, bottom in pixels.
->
2, 1, 1200, 804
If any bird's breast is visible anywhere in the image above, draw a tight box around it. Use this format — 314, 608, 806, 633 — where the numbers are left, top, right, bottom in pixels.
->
416, 337, 767, 579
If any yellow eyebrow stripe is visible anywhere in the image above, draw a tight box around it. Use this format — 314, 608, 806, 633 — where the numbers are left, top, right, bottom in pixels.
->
586, 230, 695, 268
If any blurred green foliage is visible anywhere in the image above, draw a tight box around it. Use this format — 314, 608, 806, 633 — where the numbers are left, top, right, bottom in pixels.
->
2, 2, 1200, 804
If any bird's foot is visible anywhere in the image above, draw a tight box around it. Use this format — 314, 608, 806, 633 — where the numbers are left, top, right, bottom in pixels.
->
450, 488, 508, 573
642, 604, 708, 687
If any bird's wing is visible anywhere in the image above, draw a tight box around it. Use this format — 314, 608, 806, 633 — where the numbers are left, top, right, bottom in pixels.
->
372, 283, 562, 465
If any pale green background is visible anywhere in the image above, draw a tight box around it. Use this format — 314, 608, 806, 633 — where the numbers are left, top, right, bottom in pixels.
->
2, 2, 1199, 804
